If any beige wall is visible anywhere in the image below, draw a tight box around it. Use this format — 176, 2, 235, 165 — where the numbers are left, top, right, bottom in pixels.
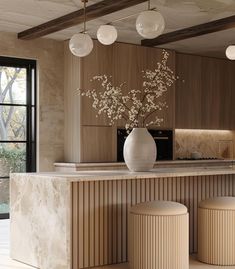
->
0, 32, 64, 171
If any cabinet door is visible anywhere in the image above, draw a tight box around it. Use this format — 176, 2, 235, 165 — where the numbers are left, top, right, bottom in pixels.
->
230, 62, 235, 129
80, 126, 116, 162
218, 60, 233, 130
113, 43, 147, 127
113, 43, 175, 129
220, 60, 235, 130
176, 53, 202, 129
142, 47, 175, 129
80, 41, 114, 126
201, 57, 221, 129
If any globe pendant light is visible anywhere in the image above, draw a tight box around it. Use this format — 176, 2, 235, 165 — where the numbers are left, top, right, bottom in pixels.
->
226, 45, 235, 60
136, 0, 165, 39
97, 25, 118, 45
69, 0, 93, 57
70, 33, 93, 57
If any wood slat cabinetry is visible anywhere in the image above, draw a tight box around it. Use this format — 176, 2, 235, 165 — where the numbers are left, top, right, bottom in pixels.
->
219, 60, 234, 129
76, 41, 175, 162
65, 42, 235, 163
176, 53, 202, 129
80, 126, 116, 162
72, 174, 235, 268
113, 43, 175, 128
80, 41, 175, 128
80, 42, 114, 126
176, 53, 235, 129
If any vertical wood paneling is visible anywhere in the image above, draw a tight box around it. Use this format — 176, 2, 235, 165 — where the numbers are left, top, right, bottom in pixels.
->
201, 176, 206, 201
72, 174, 235, 268
99, 181, 104, 265
122, 180, 127, 261
89, 182, 95, 267
145, 179, 150, 202
112, 180, 117, 263
180, 177, 185, 204
189, 176, 194, 252
72, 182, 78, 269
131, 179, 136, 206
126, 180, 132, 261
193, 177, 198, 252
117, 180, 122, 263
159, 178, 164, 200
136, 179, 141, 204
94, 182, 100, 265
103, 181, 108, 264
150, 179, 155, 200
176, 177, 181, 202
229, 175, 233, 196
141, 179, 145, 202
108, 181, 113, 264
233, 175, 235, 195
83, 182, 89, 268
78, 182, 84, 268
172, 178, 177, 201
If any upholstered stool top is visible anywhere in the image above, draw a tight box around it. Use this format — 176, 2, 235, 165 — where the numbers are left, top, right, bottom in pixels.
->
130, 201, 187, 216
199, 196, 235, 210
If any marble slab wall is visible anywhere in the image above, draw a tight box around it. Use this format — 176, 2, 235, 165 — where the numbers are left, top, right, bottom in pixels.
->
0, 31, 64, 171
175, 129, 235, 159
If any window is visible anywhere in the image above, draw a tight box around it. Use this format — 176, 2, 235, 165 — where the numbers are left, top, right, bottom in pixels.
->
0, 57, 36, 219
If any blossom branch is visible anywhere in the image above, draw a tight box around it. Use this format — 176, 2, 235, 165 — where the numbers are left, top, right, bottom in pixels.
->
78, 50, 178, 130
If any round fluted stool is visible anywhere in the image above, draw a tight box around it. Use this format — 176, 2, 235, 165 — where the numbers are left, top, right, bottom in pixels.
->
198, 196, 235, 265
129, 201, 189, 269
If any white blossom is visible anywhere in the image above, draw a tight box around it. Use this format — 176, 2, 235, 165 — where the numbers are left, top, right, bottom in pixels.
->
78, 50, 177, 130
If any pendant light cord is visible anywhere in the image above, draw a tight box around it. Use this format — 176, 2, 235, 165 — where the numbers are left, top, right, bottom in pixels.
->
83, 0, 87, 33
148, 0, 151, 10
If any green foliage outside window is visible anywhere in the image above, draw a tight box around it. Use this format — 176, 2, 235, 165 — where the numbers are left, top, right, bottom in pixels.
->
0, 146, 25, 173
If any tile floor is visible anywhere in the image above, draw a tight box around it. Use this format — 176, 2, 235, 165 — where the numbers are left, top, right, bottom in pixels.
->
0, 219, 235, 269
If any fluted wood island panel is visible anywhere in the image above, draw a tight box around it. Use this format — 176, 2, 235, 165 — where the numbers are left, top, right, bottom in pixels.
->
10, 168, 235, 269
71, 174, 235, 268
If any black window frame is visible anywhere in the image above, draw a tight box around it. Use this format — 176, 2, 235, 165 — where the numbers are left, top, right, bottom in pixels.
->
0, 56, 37, 220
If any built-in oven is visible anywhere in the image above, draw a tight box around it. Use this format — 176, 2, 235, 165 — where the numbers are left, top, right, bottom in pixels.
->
117, 129, 173, 162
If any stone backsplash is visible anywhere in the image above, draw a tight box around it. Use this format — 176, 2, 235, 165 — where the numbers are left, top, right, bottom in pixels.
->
175, 129, 235, 159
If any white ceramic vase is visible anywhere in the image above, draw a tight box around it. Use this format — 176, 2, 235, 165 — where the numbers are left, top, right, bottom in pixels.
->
124, 128, 157, 172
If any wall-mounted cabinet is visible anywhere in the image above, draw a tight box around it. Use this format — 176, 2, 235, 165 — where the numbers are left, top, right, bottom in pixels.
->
66, 41, 175, 162
114, 43, 175, 129
176, 53, 202, 129
176, 53, 235, 130
80, 42, 114, 126
80, 126, 116, 162
65, 42, 235, 163
80, 42, 175, 129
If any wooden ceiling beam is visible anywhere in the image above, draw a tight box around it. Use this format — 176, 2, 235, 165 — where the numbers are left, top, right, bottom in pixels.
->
141, 15, 235, 47
18, 0, 147, 40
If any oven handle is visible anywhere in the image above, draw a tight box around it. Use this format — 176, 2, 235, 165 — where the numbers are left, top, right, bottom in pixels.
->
124, 136, 170, 140
153, 137, 169, 140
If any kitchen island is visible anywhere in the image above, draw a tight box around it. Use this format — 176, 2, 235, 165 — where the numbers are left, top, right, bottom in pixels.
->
10, 166, 235, 269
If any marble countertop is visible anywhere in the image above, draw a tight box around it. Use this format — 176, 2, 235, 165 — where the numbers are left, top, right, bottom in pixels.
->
54, 159, 235, 167
12, 166, 235, 182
